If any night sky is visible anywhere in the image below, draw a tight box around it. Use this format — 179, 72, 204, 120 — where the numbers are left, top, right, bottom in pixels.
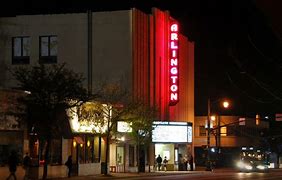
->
2, 0, 282, 118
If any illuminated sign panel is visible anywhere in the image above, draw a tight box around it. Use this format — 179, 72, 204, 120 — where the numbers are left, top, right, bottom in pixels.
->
152, 121, 192, 143
117, 121, 132, 132
66, 102, 110, 134
169, 21, 179, 106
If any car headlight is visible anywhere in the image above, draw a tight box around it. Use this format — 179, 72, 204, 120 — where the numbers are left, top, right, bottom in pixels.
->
237, 161, 244, 168
245, 164, 253, 170
236, 161, 252, 170
256, 165, 266, 170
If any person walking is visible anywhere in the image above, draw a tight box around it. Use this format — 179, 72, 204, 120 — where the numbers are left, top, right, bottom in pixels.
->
163, 156, 168, 172
23, 153, 31, 180
156, 155, 162, 171
183, 155, 188, 171
154, 155, 158, 171
189, 155, 194, 171
65, 155, 73, 178
6, 150, 19, 180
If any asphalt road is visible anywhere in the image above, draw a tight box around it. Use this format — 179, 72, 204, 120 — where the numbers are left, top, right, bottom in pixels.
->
62, 169, 282, 180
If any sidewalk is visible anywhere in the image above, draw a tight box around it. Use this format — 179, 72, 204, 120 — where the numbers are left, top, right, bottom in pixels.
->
0, 166, 232, 180
55, 169, 207, 180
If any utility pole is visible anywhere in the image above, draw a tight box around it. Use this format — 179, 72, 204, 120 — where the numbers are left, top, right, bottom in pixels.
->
205, 98, 229, 171
206, 98, 212, 171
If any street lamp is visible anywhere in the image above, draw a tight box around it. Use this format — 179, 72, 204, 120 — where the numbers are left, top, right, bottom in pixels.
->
206, 98, 230, 171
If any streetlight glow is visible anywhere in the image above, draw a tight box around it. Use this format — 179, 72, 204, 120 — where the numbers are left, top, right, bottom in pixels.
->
222, 101, 229, 108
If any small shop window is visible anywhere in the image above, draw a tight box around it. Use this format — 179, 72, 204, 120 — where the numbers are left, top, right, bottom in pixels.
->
199, 126, 206, 136
221, 127, 227, 136
116, 146, 124, 165
85, 136, 94, 163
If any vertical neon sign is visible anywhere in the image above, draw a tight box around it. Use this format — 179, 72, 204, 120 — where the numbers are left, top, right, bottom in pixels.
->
169, 21, 179, 106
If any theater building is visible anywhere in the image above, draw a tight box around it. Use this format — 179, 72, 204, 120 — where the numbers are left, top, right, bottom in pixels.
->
0, 7, 194, 177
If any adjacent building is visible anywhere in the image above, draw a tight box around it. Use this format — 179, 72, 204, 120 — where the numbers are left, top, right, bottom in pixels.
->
194, 115, 269, 167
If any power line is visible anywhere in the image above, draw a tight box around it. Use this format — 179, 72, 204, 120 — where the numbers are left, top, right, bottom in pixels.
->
226, 72, 276, 103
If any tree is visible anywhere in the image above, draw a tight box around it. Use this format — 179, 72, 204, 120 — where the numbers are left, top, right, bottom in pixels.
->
125, 101, 157, 172
74, 81, 157, 174
75, 82, 129, 175
11, 63, 88, 179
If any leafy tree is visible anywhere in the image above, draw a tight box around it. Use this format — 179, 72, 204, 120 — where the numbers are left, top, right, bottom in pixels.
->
125, 101, 157, 172
74, 81, 157, 174
75, 82, 129, 175
11, 63, 88, 179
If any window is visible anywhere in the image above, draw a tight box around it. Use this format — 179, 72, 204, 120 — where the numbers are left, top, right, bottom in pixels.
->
227, 126, 236, 136
199, 126, 206, 136
220, 127, 227, 136
50, 139, 62, 165
39, 35, 57, 63
116, 146, 124, 165
85, 136, 94, 163
12, 37, 30, 64
129, 145, 135, 166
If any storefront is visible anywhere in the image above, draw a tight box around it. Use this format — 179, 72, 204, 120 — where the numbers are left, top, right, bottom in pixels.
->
152, 121, 193, 171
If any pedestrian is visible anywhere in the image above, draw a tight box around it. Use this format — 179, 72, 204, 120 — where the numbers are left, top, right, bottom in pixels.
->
23, 152, 31, 180
189, 155, 194, 171
163, 156, 168, 172
156, 154, 162, 171
7, 150, 19, 180
183, 155, 188, 171
154, 155, 158, 171
65, 155, 73, 177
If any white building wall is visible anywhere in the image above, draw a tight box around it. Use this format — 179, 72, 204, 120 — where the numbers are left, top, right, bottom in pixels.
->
0, 10, 133, 93
92, 10, 133, 92
0, 13, 88, 88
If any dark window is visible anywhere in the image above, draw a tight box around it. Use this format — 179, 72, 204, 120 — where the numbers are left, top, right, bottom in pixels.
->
50, 139, 62, 165
199, 126, 206, 136
129, 145, 135, 166
39, 35, 57, 63
85, 136, 94, 163
227, 126, 236, 136
12, 37, 30, 64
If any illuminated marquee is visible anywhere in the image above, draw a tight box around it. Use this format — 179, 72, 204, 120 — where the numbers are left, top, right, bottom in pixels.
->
169, 21, 179, 106
152, 121, 193, 143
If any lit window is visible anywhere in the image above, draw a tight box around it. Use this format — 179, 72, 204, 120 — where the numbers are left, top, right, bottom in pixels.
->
221, 127, 227, 136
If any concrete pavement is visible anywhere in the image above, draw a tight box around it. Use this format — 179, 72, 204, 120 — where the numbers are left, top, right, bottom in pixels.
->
0, 165, 207, 180
0, 165, 252, 180
52, 167, 216, 180
53, 170, 206, 180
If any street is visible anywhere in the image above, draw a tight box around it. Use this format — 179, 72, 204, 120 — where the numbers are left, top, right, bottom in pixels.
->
146, 172, 282, 180
1, 166, 282, 180
60, 169, 282, 180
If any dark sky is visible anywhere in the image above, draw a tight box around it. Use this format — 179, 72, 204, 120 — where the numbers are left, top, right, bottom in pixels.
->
2, 0, 282, 118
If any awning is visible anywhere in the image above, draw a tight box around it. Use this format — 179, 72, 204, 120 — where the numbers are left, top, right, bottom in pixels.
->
74, 136, 84, 144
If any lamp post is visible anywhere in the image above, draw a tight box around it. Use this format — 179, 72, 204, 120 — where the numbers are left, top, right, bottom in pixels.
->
206, 98, 230, 171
